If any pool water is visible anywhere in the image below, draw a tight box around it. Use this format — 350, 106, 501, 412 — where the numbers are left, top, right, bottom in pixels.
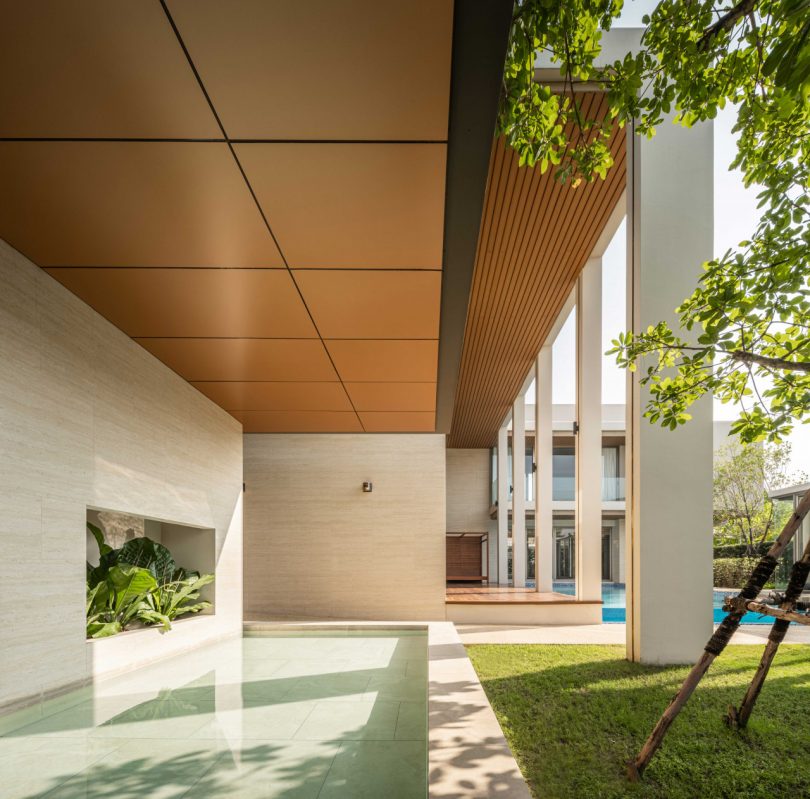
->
0, 630, 428, 799
548, 582, 778, 624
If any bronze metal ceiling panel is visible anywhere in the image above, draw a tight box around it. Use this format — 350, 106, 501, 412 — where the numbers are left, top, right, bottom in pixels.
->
0, 0, 510, 434
134, 339, 339, 383
0, 2, 219, 138
295, 271, 441, 339
449, 93, 626, 448
0, 142, 283, 267
46, 268, 315, 338
325, 340, 439, 383
230, 411, 363, 434
191, 382, 351, 412
360, 412, 437, 432
345, 383, 437, 413
166, 0, 453, 140
236, 143, 447, 269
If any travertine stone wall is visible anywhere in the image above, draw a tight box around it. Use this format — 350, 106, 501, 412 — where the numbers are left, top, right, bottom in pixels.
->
445, 448, 497, 581
0, 239, 243, 708
445, 448, 492, 532
243, 433, 446, 620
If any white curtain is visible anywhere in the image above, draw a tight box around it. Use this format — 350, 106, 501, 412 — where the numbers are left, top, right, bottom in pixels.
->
602, 447, 618, 500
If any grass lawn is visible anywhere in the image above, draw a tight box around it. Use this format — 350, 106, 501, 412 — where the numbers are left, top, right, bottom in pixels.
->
467, 644, 810, 799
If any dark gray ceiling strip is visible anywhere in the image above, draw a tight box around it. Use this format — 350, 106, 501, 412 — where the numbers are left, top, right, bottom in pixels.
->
435, 0, 513, 435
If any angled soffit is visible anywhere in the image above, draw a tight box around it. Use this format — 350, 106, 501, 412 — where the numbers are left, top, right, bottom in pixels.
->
0, 0, 466, 433
449, 92, 627, 448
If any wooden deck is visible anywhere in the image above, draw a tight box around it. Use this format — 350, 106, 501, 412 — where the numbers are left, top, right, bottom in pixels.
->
446, 585, 602, 605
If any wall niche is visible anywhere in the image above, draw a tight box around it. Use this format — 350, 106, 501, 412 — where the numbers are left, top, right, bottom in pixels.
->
86, 508, 216, 610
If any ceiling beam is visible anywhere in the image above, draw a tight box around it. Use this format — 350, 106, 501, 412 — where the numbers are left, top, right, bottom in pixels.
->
435, 0, 513, 434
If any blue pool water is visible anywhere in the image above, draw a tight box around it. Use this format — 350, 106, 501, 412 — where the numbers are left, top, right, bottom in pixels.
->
548, 582, 777, 624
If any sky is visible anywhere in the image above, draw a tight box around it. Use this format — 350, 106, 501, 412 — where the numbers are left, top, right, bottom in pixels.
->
524, 11, 810, 480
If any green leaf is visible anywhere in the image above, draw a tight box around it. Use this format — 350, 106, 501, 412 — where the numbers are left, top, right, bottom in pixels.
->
88, 621, 122, 639
119, 537, 177, 585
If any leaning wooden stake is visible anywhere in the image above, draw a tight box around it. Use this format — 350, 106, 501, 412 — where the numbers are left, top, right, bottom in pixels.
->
726, 537, 810, 729
627, 488, 810, 781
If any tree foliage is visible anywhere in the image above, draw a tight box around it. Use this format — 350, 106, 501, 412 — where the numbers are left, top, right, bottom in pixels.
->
500, 0, 810, 442
713, 441, 805, 554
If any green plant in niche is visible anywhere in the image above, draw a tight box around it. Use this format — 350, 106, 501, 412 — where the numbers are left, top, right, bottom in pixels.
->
86, 563, 159, 638
145, 572, 215, 623
86, 522, 214, 639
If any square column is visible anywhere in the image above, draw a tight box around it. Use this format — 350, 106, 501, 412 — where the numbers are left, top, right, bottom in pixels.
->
535, 346, 554, 592
626, 116, 714, 664
512, 395, 527, 587
576, 258, 603, 602
497, 423, 510, 585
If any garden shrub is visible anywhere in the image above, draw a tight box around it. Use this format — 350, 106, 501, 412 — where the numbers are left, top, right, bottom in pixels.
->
713, 557, 761, 588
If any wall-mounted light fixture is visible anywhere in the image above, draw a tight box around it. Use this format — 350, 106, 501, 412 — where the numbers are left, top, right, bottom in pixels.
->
362, 481, 373, 493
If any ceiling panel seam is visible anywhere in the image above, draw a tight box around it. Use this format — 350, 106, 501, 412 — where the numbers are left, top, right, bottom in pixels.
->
158, 0, 366, 430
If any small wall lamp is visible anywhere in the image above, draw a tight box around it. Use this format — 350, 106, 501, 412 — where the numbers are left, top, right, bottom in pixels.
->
362, 481, 373, 493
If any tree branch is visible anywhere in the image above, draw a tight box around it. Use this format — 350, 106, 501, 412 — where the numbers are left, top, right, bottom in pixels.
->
698, 0, 759, 52
730, 351, 810, 373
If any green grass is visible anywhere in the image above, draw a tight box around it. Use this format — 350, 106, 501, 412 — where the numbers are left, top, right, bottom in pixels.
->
467, 644, 810, 799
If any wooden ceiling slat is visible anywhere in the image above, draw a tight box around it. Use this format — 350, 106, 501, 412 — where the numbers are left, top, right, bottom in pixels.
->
460, 140, 592, 443
515, 142, 626, 364
449, 93, 626, 448
464, 141, 625, 446
456, 99, 599, 442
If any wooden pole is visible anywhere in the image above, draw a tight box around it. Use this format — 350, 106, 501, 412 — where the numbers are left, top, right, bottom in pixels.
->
727, 536, 810, 729
627, 488, 810, 781
727, 599, 810, 626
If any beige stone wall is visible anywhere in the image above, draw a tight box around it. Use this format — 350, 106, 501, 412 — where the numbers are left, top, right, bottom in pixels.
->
446, 449, 492, 532
446, 448, 496, 580
244, 433, 446, 620
0, 240, 243, 708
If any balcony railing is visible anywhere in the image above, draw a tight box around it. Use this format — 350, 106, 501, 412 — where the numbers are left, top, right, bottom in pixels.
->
513, 475, 625, 503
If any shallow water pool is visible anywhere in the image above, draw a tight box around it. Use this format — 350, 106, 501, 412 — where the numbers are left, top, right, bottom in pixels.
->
0, 630, 428, 798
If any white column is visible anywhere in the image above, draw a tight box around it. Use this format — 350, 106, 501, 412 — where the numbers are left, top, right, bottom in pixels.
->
626, 115, 714, 664
576, 258, 603, 602
497, 423, 510, 585
512, 395, 527, 587
535, 347, 554, 592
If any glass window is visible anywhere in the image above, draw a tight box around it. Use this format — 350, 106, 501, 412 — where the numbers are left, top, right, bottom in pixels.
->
601, 446, 625, 500
552, 447, 575, 500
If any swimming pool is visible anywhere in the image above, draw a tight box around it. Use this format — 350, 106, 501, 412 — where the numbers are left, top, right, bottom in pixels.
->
548, 582, 778, 624
0, 630, 428, 798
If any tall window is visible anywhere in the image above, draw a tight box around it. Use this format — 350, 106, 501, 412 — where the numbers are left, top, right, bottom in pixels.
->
552, 447, 575, 500
601, 446, 624, 500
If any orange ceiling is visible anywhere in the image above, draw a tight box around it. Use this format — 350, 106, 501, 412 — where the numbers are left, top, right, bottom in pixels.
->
0, 0, 453, 433
449, 93, 627, 448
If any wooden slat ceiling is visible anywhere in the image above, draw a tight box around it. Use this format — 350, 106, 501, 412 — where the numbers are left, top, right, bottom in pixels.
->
449, 93, 626, 448
0, 0, 453, 433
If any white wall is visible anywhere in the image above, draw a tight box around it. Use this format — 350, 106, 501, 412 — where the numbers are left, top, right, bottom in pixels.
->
627, 115, 714, 664
0, 240, 243, 708
243, 433, 445, 620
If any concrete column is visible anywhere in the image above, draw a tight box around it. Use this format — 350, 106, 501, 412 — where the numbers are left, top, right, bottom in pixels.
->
576, 258, 603, 602
497, 423, 510, 585
535, 346, 554, 592
626, 116, 714, 664
512, 394, 527, 587
796, 493, 809, 560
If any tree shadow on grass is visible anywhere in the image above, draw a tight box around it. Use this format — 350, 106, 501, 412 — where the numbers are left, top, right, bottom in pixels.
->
468, 645, 810, 799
